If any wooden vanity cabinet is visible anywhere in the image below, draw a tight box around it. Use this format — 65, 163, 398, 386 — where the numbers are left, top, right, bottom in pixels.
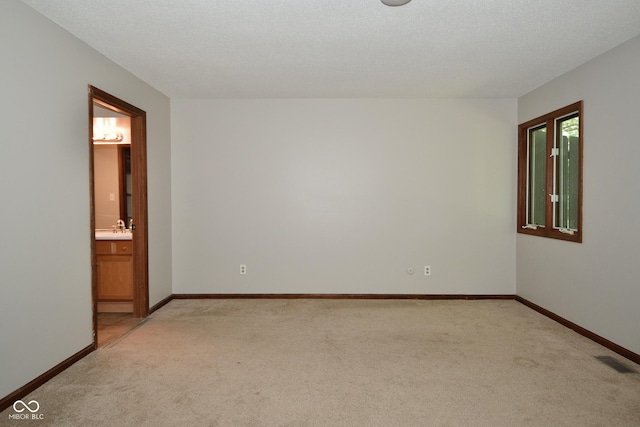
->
96, 240, 133, 301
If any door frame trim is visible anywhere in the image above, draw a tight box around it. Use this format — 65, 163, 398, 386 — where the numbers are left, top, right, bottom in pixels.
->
88, 86, 149, 344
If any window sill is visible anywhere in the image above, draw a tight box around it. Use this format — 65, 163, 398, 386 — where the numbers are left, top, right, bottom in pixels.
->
517, 227, 582, 243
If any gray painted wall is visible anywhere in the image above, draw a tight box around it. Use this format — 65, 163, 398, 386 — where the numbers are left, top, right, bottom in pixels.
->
171, 99, 517, 295
0, 0, 172, 398
517, 35, 640, 355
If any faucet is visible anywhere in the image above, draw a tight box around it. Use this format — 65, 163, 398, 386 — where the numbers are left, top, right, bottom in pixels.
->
116, 219, 125, 233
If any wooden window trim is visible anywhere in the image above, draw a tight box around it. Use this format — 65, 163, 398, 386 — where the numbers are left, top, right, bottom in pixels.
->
517, 101, 583, 243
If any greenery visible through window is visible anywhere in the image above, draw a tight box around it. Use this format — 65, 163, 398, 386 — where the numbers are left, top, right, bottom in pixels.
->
517, 101, 583, 243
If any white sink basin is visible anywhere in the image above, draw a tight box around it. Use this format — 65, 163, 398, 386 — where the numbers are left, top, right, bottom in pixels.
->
95, 229, 132, 240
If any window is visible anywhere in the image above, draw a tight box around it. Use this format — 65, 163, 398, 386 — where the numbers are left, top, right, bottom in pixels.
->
517, 101, 582, 242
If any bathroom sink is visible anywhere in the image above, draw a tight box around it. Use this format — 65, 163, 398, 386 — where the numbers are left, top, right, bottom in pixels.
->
95, 229, 132, 240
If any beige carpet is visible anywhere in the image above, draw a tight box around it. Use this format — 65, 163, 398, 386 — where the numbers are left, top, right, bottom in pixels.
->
97, 313, 143, 348
3, 299, 640, 426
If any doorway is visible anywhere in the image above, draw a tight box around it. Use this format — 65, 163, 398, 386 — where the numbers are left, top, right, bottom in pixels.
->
89, 86, 149, 347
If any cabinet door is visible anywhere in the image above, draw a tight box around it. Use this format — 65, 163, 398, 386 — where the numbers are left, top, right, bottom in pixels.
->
97, 255, 133, 300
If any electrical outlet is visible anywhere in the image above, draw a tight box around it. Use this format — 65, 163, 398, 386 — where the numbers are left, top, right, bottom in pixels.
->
424, 266, 431, 276
240, 264, 247, 275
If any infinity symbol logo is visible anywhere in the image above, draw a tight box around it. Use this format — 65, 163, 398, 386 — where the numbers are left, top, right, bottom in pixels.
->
13, 400, 40, 413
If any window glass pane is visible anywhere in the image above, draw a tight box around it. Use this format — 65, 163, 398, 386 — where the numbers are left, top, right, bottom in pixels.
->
555, 115, 579, 230
528, 126, 547, 226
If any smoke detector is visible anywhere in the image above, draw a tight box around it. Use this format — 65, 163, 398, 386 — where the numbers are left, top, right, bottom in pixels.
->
381, 0, 412, 6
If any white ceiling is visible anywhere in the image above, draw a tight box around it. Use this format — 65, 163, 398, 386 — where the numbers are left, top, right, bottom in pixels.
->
21, 0, 640, 99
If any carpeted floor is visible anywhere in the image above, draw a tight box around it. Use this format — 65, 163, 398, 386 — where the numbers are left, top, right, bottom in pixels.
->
3, 299, 640, 426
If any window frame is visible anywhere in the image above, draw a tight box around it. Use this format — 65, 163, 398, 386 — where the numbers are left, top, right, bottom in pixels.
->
517, 101, 583, 243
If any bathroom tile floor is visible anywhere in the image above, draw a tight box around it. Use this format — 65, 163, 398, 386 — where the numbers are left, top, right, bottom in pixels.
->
97, 313, 142, 348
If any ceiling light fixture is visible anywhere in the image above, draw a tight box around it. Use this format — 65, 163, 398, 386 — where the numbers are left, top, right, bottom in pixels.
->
381, 0, 412, 6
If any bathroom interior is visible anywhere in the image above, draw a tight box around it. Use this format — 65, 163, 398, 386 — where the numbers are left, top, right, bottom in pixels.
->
93, 103, 140, 346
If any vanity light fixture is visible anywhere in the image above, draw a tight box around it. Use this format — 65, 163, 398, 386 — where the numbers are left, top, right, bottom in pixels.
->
93, 117, 125, 144
381, 0, 412, 6
93, 134, 124, 144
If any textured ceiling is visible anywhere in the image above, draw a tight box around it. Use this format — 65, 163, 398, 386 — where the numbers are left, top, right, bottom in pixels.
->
20, 0, 640, 98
